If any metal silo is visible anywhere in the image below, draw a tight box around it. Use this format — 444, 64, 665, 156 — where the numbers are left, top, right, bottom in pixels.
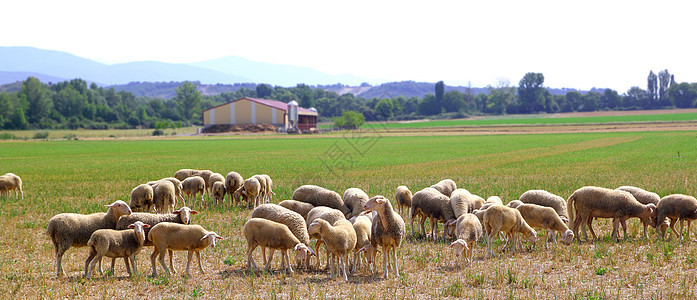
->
287, 100, 299, 131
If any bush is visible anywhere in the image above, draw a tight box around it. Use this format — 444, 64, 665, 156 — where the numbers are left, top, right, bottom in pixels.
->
152, 129, 164, 136
33, 131, 49, 139
0, 132, 17, 140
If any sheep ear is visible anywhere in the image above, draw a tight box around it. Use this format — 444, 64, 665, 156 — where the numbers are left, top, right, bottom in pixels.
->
143, 224, 150, 228
173, 210, 181, 214
215, 234, 224, 240
190, 210, 198, 215
448, 241, 456, 248
128, 224, 135, 228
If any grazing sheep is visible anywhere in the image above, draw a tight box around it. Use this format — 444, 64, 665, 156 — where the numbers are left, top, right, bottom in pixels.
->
262, 174, 275, 202
516, 204, 574, 245
46, 200, 132, 277
446, 213, 483, 267
278, 200, 315, 219
225, 172, 244, 204
243, 218, 314, 274
395, 186, 413, 216
483, 205, 537, 256
506, 200, 524, 209
195, 170, 214, 195
567, 186, 656, 242
485, 196, 503, 206
343, 188, 369, 218
148, 223, 223, 277
0, 173, 23, 199
85, 221, 150, 279
350, 212, 374, 272
251, 175, 268, 204
148, 177, 186, 207
308, 219, 357, 281
305, 206, 346, 269
364, 195, 405, 278
430, 179, 457, 197
208, 172, 224, 196
292, 185, 350, 216
243, 177, 262, 209
232, 185, 247, 206
129, 184, 154, 213
410, 187, 455, 239
519, 190, 569, 223
182, 176, 205, 206
173, 169, 197, 182
153, 180, 176, 214
616, 186, 661, 238
656, 194, 697, 241
211, 181, 226, 205
450, 188, 481, 218
251, 204, 311, 269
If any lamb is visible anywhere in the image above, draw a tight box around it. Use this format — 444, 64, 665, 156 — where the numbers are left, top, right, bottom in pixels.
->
46, 200, 132, 277
225, 172, 244, 204
308, 219, 357, 281
292, 185, 350, 216
129, 184, 154, 212
410, 187, 455, 239
519, 190, 569, 223
616, 186, 661, 238
278, 200, 315, 219
395, 185, 413, 216
251, 175, 268, 204
153, 180, 176, 214
208, 172, 225, 196
243, 218, 314, 274
656, 194, 697, 241
350, 211, 374, 272
148, 223, 223, 276
243, 177, 262, 209
430, 179, 457, 197
483, 205, 537, 256
567, 186, 656, 242
148, 177, 186, 206
251, 204, 311, 269
195, 170, 214, 195
0, 173, 23, 199
181, 176, 205, 206
516, 204, 574, 245
364, 195, 405, 278
84, 221, 150, 279
211, 181, 226, 206
446, 213, 483, 267
450, 188, 481, 218
343, 187, 369, 218
305, 206, 346, 268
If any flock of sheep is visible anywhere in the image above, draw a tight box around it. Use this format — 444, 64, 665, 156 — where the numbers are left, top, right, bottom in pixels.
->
3, 168, 695, 281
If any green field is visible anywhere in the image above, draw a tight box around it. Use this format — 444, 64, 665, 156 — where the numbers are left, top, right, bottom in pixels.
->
1, 131, 697, 298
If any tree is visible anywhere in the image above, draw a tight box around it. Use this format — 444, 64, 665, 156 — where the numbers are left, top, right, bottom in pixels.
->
667, 82, 697, 108
11, 108, 27, 129
174, 81, 201, 121
486, 79, 515, 114
374, 99, 394, 119
623, 87, 648, 108
435, 81, 445, 105
565, 91, 583, 111
601, 89, 621, 109
647, 71, 658, 105
658, 69, 672, 103
517, 72, 546, 113
256, 83, 273, 98
417, 94, 440, 115
21, 77, 52, 123
333, 110, 365, 129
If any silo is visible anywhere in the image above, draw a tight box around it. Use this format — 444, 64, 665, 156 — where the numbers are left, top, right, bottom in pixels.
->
287, 100, 299, 130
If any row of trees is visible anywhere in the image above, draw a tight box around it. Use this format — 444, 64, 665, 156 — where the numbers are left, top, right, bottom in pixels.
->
1, 70, 696, 130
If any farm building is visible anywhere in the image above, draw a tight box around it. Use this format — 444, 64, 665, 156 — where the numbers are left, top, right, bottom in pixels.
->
202, 97, 318, 131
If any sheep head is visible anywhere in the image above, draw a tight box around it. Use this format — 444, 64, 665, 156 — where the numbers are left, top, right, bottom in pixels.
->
444, 219, 457, 237
449, 239, 469, 258
364, 195, 387, 212
127, 221, 150, 239
106, 200, 132, 216
174, 207, 198, 225
201, 232, 224, 248
293, 243, 315, 264
308, 219, 328, 235
357, 244, 380, 264
561, 229, 574, 245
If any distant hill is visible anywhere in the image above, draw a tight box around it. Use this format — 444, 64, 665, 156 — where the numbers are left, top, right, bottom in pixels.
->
0, 71, 67, 86
111, 81, 258, 98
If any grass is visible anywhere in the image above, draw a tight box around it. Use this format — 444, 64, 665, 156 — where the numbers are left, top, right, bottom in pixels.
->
1, 130, 697, 298
0, 126, 199, 139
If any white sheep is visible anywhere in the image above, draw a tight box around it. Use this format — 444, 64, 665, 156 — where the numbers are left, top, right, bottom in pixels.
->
173, 168, 197, 182
129, 184, 154, 213
211, 181, 226, 206
262, 174, 275, 203
292, 185, 350, 216
208, 172, 224, 196
148, 177, 186, 207
656, 194, 697, 241
46, 200, 132, 277
195, 170, 214, 195
251, 204, 311, 269
519, 189, 569, 223
182, 176, 205, 206
350, 211, 375, 273
410, 187, 455, 239
251, 175, 268, 204
516, 203, 574, 245
308, 219, 357, 281
343, 187, 369, 218
243, 177, 262, 209
483, 205, 537, 256
616, 186, 661, 238
278, 200, 315, 219
225, 172, 244, 204
84, 221, 150, 279
446, 213, 483, 267
395, 185, 413, 216
243, 218, 314, 274
305, 206, 347, 269
0, 173, 23, 199
450, 188, 481, 218
148, 223, 223, 276
430, 179, 457, 197
364, 195, 405, 278
153, 180, 176, 214
506, 200, 524, 208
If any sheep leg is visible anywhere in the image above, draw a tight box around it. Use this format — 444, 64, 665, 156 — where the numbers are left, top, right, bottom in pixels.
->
284, 250, 294, 274
571, 213, 582, 242
150, 247, 160, 277
611, 218, 620, 242
341, 253, 348, 281
86, 254, 102, 279
130, 254, 138, 275
247, 244, 259, 272
391, 246, 399, 277
124, 257, 132, 276
84, 248, 97, 278
109, 257, 117, 275
620, 218, 629, 240
687, 220, 693, 241
167, 249, 177, 274
264, 249, 275, 271
261, 247, 267, 266
419, 215, 427, 237
158, 250, 171, 276
54, 242, 70, 277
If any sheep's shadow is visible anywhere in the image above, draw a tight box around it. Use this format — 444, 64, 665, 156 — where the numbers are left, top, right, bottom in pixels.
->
219, 267, 387, 284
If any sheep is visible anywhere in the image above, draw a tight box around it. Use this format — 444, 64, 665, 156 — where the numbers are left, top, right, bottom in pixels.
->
410, 187, 455, 239
208, 172, 224, 196
153, 180, 176, 214
519, 190, 569, 223
308, 219, 357, 281
148, 223, 223, 277
343, 187, 369, 218
567, 186, 656, 242
516, 204, 574, 245
506, 200, 524, 208
485, 196, 503, 205
430, 179, 457, 197
364, 195, 405, 278
211, 181, 226, 206
251, 204, 311, 269
84, 221, 150, 279
305, 206, 346, 269
46, 200, 132, 277
278, 200, 315, 219
483, 205, 537, 256
173, 168, 197, 182
616, 186, 661, 238
195, 170, 214, 195
262, 174, 275, 202
243, 177, 262, 209
656, 194, 697, 241
243, 218, 314, 274
446, 213, 483, 267
450, 188, 482, 218
395, 185, 413, 216
0, 173, 23, 199
251, 175, 268, 204
292, 185, 350, 216
182, 176, 205, 206
129, 184, 154, 213
350, 211, 374, 272
225, 172, 244, 204
148, 177, 186, 206
232, 185, 247, 206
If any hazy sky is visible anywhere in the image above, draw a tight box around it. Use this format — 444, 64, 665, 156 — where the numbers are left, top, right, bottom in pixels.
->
2, 0, 694, 91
